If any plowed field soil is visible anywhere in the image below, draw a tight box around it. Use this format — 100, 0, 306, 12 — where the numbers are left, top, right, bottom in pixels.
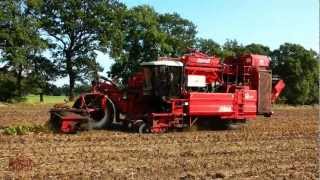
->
0, 104, 318, 179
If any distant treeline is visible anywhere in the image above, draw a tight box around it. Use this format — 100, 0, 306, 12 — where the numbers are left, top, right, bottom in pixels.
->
0, 0, 318, 105
41, 84, 91, 97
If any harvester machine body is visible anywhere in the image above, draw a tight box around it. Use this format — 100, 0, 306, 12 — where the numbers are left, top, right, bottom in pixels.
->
49, 51, 285, 133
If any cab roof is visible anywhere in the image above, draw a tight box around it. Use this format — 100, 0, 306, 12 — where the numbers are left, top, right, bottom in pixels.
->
141, 60, 183, 67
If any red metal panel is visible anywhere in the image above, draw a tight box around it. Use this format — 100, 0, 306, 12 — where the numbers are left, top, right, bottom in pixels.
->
272, 80, 285, 103
189, 90, 257, 119
188, 92, 234, 116
181, 52, 221, 68
242, 90, 257, 117
250, 54, 270, 67
185, 66, 221, 84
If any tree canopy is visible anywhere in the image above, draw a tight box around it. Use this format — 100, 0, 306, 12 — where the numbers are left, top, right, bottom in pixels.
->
27, 0, 126, 100
158, 12, 197, 57
271, 43, 319, 105
110, 5, 197, 83
244, 43, 271, 56
222, 39, 245, 58
195, 38, 222, 57
0, 0, 48, 98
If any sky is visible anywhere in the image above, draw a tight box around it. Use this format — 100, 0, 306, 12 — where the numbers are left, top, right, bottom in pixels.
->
55, 0, 319, 86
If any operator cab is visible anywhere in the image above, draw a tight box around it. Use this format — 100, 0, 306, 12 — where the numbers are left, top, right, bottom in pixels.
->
141, 60, 183, 99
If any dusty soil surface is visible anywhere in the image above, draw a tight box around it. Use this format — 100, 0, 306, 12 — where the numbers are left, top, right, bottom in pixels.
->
0, 105, 318, 179
0, 104, 50, 127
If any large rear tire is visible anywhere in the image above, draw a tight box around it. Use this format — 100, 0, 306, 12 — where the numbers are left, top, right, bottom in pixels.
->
89, 104, 113, 129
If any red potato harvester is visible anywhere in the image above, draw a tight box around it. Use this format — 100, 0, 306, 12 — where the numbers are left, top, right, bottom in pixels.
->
49, 50, 285, 133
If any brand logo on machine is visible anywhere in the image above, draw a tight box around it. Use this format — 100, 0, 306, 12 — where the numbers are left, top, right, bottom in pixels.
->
245, 93, 254, 100
218, 105, 232, 112
197, 58, 210, 64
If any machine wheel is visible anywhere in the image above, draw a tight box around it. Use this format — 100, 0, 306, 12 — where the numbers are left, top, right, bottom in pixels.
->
125, 121, 134, 132
48, 113, 61, 133
138, 122, 149, 134
263, 112, 273, 117
225, 121, 245, 130
90, 105, 113, 129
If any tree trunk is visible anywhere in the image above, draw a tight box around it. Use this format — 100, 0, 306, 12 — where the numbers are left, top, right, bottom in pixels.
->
16, 65, 23, 97
40, 92, 44, 102
66, 52, 75, 101
68, 74, 75, 101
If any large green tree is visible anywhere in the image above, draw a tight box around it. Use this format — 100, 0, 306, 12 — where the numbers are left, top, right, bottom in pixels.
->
24, 55, 58, 94
0, 0, 47, 97
158, 12, 197, 57
271, 43, 319, 105
222, 41, 271, 58
195, 38, 222, 57
110, 5, 164, 82
244, 43, 271, 56
222, 39, 245, 58
28, 0, 126, 100
110, 6, 197, 82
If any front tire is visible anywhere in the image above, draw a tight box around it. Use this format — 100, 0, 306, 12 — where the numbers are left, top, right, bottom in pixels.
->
224, 121, 246, 130
138, 122, 149, 134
